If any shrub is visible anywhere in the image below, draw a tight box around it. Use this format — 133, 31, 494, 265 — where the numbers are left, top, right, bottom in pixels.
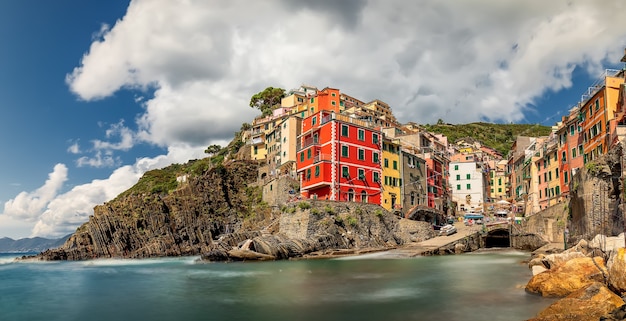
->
346, 216, 358, 227
375, 209, 383, 217
585, 162, 600, 176
354, 207, 363, 215
324, 205, 335, 215
311, 208, 320, 216
298, 201, 312, 210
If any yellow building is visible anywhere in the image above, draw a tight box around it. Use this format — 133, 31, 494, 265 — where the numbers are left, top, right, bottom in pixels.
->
489, 160, 508, 201
382, 138, 402, 211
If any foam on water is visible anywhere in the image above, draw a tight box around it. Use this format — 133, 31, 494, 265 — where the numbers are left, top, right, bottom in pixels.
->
81, 256, 200, 267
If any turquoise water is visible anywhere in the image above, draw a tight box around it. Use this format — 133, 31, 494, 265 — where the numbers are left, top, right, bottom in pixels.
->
0, 251, 552, 321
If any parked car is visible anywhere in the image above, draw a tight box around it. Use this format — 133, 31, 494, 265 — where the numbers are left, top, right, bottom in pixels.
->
439, 224, 457, 236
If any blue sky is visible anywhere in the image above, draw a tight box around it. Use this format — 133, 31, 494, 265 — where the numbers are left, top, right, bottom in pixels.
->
1, 0, 625, 239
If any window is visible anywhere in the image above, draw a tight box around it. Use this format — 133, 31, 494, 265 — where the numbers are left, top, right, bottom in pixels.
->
498, 188, 502, 193
254, 146, 258, 155
307, 149, 311, 159
341, 145, 349, 157
466, 184, 471, 190
358, 129, 365, 141
331, 101, 336, 106
315, 165, 319, 177
373, 152, 379, 163
331, 92, 336, 97
578, 145, 583, 156
310, 97, 314, 103
342, 166, 349, 178
361, 191, 367, 203
384, 176, 389, 185
548, 171, 552, 181
357, 169, 365, 180
410, 192, 415, 206
456, 184, 461, 190
340, 101, 344, 107
300, 152, 304, 162
564, 171, 568, 184
310, 107, 314, 114
454, 165, 459, 170
456, 174, 460, 180
384, 159, 389, 168
595, 99, 600, 111
373, 172, 380, 183
466, 174, 471, 179
538, 176, 541, 184
562, 151, 566, 162
555, 169, 559, 178
358, 148, 365, 160
556, 186, 560, 195
393, 160, 397, 170
373, 133, 379, 144
306, 169, 311, 179
572, 148, 577, 158
341, 125, 349, 137
312, 116, 317, 126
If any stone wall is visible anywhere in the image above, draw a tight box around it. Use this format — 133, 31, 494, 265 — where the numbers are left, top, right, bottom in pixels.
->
262, 176, 299, 206
521, 203, 568, 244
569, 143, 624, 241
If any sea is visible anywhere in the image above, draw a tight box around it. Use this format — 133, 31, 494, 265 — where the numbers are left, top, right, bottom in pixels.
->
0, 250, 554, 321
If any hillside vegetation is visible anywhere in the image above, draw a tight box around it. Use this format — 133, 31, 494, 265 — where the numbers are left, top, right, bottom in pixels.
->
422, 122, 552, 155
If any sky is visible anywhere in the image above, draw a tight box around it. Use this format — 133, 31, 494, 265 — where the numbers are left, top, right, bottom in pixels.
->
1, 0, 626, 239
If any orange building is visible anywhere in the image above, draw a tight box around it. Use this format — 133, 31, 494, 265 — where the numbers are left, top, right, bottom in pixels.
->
578, 70, 622, 163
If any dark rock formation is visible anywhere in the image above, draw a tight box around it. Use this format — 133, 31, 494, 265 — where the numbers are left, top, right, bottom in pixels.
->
38, 160, 263, 260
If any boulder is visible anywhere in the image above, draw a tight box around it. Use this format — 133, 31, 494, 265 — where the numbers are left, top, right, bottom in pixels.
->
526, 256, 607, 297
608, 248, 626, 295
528, 254, 546, 269
454, 243, 466, 254
529, 282, 624, 321
541, 251, 587, 270
532, 265, 548, 276
590, 234, 625, 252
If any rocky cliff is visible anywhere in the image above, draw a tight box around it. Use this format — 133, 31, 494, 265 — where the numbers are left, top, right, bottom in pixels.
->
36, 159, 433, 261
38, 160, 265, 260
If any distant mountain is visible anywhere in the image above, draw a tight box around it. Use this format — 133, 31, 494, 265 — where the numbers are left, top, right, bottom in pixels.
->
422, 122, 553, 156
0, 234, 71, 253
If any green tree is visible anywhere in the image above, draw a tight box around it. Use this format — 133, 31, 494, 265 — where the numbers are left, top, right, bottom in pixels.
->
249, 87, 285, 116
204, 144, 222, 155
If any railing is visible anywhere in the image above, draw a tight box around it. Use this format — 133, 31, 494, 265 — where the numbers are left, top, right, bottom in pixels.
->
297, 138, 320, 151
314, 154, 333, 163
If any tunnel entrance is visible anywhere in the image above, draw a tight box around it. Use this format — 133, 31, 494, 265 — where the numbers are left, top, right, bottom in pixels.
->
485, 229, 510, 248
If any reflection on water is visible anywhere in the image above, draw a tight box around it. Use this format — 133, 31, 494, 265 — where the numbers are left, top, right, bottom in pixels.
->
0, 251, 553, 321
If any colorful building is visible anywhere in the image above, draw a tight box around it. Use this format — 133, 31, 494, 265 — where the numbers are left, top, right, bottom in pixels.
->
578, 70, 622, 163
296, 89, 382, 205
382, 138, 402, 210
401, 149, 427, 212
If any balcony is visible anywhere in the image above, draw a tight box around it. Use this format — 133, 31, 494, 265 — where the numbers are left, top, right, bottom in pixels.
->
297, 138, 320, 151
314, 154, 333, 163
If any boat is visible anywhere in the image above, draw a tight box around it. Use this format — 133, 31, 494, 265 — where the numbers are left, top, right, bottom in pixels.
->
439, 224, 457, 236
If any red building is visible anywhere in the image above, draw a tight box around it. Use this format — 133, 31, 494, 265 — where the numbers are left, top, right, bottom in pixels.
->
296, 88, 382, 204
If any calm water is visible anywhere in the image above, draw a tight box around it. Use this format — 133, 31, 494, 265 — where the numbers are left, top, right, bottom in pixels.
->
0, 250, 552, 321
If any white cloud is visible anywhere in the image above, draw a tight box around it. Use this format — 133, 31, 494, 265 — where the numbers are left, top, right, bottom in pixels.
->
67, 142, 81, 154
76, 150, 120, 168
29, 144, 205, 237
65, 0, 626, 144
3, 164, 68, 221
